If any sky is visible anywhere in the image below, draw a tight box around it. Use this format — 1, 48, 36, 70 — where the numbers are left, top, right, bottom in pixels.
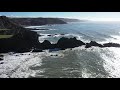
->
1, 12, 120, 21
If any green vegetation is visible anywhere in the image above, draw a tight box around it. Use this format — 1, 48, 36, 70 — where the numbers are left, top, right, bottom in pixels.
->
0, 29, 11, 31
0, 35, 13, 39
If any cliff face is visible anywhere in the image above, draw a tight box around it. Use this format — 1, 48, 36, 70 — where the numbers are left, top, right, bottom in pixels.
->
10, 18, 67, 26
0, 16, 40, 53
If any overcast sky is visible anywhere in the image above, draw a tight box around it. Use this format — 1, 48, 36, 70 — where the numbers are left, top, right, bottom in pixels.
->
1, 12, 120, 21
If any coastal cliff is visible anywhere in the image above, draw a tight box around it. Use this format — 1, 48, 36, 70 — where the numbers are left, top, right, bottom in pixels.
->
0, 16, 40, 53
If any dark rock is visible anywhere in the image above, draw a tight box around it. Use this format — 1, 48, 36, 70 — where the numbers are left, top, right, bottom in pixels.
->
55, 34, 58, 35
41, 40, 53, 49
0, 62, 4, 64
0, 55, 4, 57
0, 58, 3, 61
48, 34, 52, 36
55, 54, 58, 56
32, 49, 43, 52
56, 37, 85, 49
0, 16, 40, 53
103, 43, 120, 47
85, 41, 103, 48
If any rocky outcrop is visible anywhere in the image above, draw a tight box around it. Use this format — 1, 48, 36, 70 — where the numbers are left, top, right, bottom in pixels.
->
41, 40, 53, 49
85, 41, 103, 48
56, 37, 85, 49
103, 43, 120, 47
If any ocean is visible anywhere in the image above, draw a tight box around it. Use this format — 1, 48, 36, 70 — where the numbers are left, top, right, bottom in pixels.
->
1, 21, 120, 78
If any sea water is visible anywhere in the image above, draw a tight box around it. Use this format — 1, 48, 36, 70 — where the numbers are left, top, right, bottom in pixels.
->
1, 21, 120, 78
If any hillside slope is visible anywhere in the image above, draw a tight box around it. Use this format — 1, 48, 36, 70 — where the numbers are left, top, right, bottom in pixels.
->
10, 17, 67, 26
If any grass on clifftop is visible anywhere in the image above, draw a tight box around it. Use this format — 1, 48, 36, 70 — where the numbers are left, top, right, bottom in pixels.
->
0, 35, 13, 39
0, 29, 11, 31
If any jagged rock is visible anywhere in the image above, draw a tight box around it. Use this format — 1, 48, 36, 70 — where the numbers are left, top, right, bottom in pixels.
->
85, 41, 103, 48
41, 40, 53, 49
103, 43, 120, 47
56, 37, 85, 49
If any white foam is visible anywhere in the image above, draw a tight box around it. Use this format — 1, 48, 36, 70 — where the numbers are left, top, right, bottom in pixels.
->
38, 34, 50, 42
0, 52, 45, 78
67, 34, 90, 43
99, 35, 120, 44
25, 26, 45, 28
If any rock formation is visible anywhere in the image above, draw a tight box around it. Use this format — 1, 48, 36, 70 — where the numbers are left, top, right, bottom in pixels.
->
85, 41, 103, 48
103, 43, 120, 47
56, 37, 85, 49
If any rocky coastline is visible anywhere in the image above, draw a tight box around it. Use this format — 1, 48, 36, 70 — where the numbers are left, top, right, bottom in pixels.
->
0, 16, 120, 53
1, 35, 120, 53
